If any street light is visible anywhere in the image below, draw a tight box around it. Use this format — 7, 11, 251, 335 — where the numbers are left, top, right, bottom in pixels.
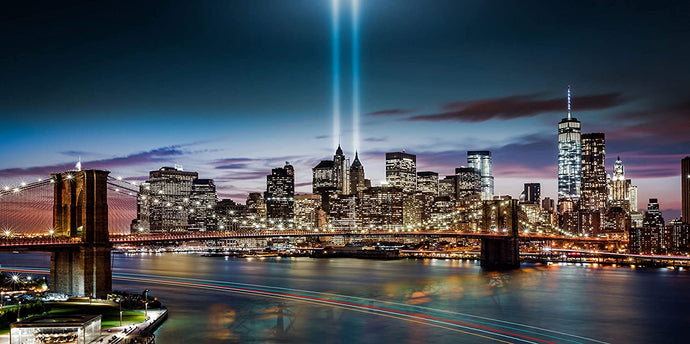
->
144, 289, 149, 319
119, 297, 123, 327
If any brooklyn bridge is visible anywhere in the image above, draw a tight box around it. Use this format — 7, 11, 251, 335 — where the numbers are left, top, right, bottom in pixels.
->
0, 169, 635, 298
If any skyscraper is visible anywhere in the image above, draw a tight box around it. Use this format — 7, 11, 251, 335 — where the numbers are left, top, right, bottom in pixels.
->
467, 151, 493, 200
333, 145, 350, 195
455, 167, 481, 200
416, 171, 439, 195
521, 183, 541, 205
265, 162, 295, 224
680, 156, 690, 224
349, 152, 366, 196
558, 85, 581, 201
610, 156, 630, 209
386, 151, 417, 193
135, 166, 216, 233
188, 179, 218, 231
580, 133, 607, 211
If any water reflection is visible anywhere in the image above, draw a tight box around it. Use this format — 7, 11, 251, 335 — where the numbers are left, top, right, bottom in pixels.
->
2, 253, 689, 343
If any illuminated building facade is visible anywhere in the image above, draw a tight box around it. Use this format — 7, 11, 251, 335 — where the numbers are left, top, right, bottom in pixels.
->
558, 85, 581, 201
136, 166, 214, 232
349, 152, 368, 197
467, 151, 494, 200
455, 167, 481, 200
609, 157, 631, 210
580, 133, 607, 210
416, 171, 439, 195
188, 179, 218, 231
265, 162, 295, 224
358, 186, 404, 230
680, 156, 690, 224
520, 183, 541, 205
386, 151, 417, 193
294, 194, 325, 231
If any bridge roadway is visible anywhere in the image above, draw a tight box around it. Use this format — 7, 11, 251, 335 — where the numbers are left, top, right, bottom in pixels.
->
0, 230, 624, 249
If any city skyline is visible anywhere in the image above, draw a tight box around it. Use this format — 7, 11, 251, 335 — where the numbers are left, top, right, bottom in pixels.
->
1, 1, 688, 218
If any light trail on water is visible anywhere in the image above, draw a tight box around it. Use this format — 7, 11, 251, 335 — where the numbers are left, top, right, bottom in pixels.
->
0, 267, 608, 344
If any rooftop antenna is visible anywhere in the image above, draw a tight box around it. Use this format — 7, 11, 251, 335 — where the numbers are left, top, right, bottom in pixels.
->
567, 84, 572, 120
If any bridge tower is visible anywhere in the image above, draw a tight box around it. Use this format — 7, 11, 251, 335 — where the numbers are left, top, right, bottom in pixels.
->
480, 199, 521, 269
50, 170, 112, 298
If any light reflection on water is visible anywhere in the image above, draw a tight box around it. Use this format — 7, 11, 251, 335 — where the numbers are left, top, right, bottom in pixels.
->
2, 252, 689, 343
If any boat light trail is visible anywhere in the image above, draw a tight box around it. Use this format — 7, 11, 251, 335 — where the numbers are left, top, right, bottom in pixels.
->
0, 267, 607, 344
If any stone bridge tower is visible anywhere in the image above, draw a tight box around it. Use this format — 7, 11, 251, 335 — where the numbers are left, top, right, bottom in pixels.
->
50, 170, 112, 298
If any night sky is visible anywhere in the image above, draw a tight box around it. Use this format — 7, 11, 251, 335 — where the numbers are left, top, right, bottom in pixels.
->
2, 0, 689, 220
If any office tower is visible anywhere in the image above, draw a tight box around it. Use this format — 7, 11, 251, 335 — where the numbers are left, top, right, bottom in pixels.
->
246, 192, 267, 220
313, 145, 352, 211
333, 145, 350, 195
521, 183, 541, 205
628, 184, 638, 212
313, 145, 350, 195
215, 199, 246, 231
265, 162, 295, 224
455, 167, 481, 199
329, 194, 357, 231
294, 194, 324, 231
386, 151, 417, 193
438, 176, 457, 200
188, 179, 218, 231
349, 152, 366, 196
580, 133, 607, 210
416, 171, 439, 195
467, 151, 494, 200
644, 198, 664, 226
313, 160, 336, 193
680, 156, 690, 224
669, 219, 690, 254
609, 157, 630, 209
631, 198, 668, 254
558, 85, 582, 201
136, 166, 204, 233
542, 197, 555, 214
358, 186, 404, 231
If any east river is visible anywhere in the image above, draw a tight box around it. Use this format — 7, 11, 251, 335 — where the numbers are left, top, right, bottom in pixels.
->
2, 252, 689, 343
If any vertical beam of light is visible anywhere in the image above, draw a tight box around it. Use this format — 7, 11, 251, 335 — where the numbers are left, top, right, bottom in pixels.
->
351, 0, 360, 154
332, 0, 341, 150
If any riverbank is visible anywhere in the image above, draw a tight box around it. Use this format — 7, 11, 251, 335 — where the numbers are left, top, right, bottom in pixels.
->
0, 301, 167, 344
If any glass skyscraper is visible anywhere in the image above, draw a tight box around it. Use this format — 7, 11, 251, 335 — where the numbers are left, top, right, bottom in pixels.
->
557, 85, 581, 201
467, 151, 493, 200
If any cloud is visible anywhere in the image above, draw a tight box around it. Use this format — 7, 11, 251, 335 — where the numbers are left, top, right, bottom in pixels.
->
364, 137, 387, 143
408, 92, 625, 122
314, 135, 329, 140
608, 99, 690, 144
0, 145, 185, 179
367, 109, 413, 116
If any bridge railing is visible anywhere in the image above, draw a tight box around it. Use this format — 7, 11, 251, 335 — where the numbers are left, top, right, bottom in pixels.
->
0, 236, 83, 247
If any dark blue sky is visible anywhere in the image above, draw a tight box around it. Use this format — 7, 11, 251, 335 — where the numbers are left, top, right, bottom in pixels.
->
1, 0, 688, 218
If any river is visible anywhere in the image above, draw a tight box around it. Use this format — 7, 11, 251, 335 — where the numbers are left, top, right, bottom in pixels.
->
2, 252, 688, 343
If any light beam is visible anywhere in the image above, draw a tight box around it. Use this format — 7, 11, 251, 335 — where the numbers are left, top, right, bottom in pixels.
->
332, 0, 341, 150
351, 0, 360, 154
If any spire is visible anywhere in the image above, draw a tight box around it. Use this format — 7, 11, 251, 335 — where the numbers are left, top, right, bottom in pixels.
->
567, 84, 572, 120
75, 157, 82, 171
351, 151, 362, 168
335, 144, 343, 156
